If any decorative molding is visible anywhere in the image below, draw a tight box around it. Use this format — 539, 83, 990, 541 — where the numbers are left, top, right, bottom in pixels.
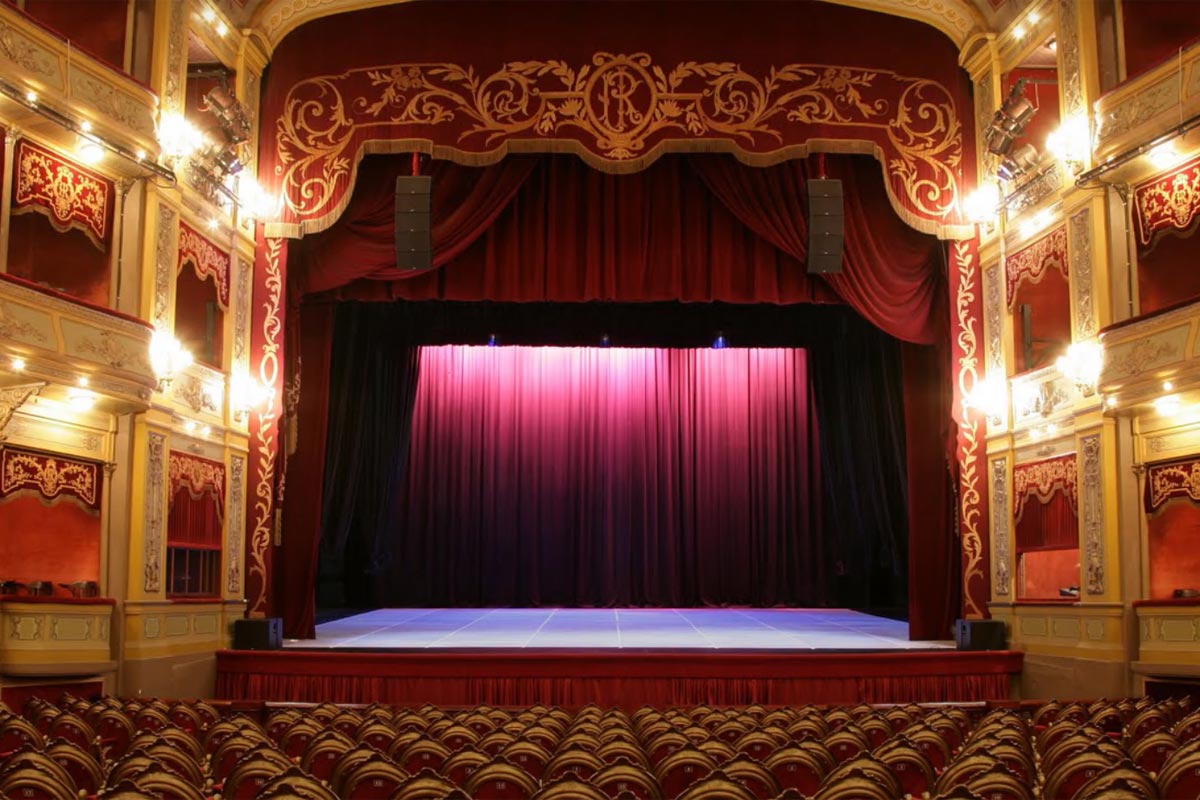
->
1056, 0, 1083, 119
1104, 328, 1186, 381
990, 458, 1011, 597
152, 206, 177, 329
177, 221, 231, 309
974, 72, 998, 181
274, 54, 964, 236
1069, 208, 1096, 339
1005, 162, 1064, 218
0, 445, 100, 510
1006, 224, 1067, 307
164, 0, 186, 114
1095, 75, 1178, 148
0, 16, 60, 83
69, 70, 156, 139
173, 374, 220, 415
0, 383, 44, 435
143, 432, 166, 593
227, 455, 245, 594
984, 265, 1003, 373
1133, 154, 1200, 248
1012, 452, 1077, 522
14, 139, 112, 248
1080, 434, 1104, 595
954, 239, 988, 617
234, 258, 250, 364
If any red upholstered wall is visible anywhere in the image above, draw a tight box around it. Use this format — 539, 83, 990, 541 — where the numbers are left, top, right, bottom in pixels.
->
1148, 500, 1200, 599
21, 0, 128, 71
6, 214, 110, 307
0, 495, 101, 587
1011, 267, 1072, 373
1138, 232, 1200, 316
1021, 548, 1080, 600
1121, 0, 1200, 80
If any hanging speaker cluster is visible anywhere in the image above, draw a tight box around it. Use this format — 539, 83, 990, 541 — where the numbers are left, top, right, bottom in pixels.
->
395, 175, 432, 271
806, 178, 844, 275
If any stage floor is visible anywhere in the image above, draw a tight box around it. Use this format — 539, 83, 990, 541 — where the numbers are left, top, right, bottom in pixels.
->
287, 608, 952, 651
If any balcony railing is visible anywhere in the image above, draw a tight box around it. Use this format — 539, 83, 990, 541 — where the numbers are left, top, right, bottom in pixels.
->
1094, 38, 1200, 163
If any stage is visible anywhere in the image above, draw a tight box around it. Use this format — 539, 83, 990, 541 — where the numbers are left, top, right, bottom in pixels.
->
216, 608, 1021, 707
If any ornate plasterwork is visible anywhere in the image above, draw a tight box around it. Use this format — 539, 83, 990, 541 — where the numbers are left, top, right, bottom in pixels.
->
164, 0, 186, 114
974, 71, 997, 180
234, 258, 250, 364
1095, 76, 1178, 147
1069, 208, 1096, 339
985, 265, 1003, 373
954, 239, 987, 618
227, 455, 245, 594
173, 375, 219, 415
0, 384, 44, 434
253, 0, 983, 50
1006, 162, 1064, 218
69, 70, 156, 139
1133, 155, 1200, 247
1006, 225, 1067, 307
0, 300, 49, 344
1105, 332, 1184, 381
153, 206, 177, 329
990, 458, 1011, 597
1080, 434, 1104, 595
14, 140, 111, 248
276, 54, 963, 234
1013, 452, 1077, 522
1145, 457, 1200, 511
0, 446, 99, 509
1056, 0, 1083, 119
0, 16, 60, 82
143, 432, 166, 593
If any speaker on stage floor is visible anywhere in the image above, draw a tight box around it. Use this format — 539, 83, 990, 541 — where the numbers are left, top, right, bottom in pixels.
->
806, 178, 844, 274
233, 617, 282, 650
395, 175, 432, 271
955, 618, 1007, 650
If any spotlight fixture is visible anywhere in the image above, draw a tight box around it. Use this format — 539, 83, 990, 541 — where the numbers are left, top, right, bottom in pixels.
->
189, 80, 253, 205
487, 334, 498, 347
600, 335, 611, 347
712, 332, 727, 350
986, 79, 1037, 157
999, 143, 1040, 181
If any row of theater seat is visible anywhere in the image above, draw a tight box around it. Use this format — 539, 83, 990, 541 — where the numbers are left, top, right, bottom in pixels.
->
1, 694, 1199, 799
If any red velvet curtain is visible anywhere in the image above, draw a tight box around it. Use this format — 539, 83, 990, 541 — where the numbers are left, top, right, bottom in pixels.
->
1014, 492, 1078, 553
166, 487, 223, 548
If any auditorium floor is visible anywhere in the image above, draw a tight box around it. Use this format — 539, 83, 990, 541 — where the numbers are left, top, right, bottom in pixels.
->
288, 608, 953, 650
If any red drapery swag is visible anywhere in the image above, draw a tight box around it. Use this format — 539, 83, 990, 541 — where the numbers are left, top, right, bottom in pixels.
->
167, 451, 225, 548
177, 220, 231, 310
12, 138, 113, 251
1006, 225, 1068, 308
0, 445, 101, 513
1013, 453, 1078, 553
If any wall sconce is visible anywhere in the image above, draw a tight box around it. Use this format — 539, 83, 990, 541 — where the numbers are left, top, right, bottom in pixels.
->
236, 175, 280, 222
963, 182, 1001, 226
157, 112, 203, 161
1055, 340, 1104, 396
965, 372, 1008, 425
986, 79, 1037, 157
149, 331, 193, 391
230, 371, 269, 422
1046, 115, 1091, 174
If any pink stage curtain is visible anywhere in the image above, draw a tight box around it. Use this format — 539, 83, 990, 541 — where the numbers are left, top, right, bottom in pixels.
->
389, 345, 819, 607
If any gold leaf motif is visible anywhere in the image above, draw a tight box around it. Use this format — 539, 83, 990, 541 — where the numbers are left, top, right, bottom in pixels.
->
1134, 155, 1200, 247
1146, 458, 1200, 511
1, 447, 98, 509
14, 140, 110, 249
954, 239, 987, 618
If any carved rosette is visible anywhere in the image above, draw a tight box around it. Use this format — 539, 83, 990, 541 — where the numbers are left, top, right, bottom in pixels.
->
153, 206, 177, 329
1069, 208, 1096, 339
227, 455, 245, 594
143, 432, 166, 593
1080, 435, 1104, 595
990, 458, 1011, 597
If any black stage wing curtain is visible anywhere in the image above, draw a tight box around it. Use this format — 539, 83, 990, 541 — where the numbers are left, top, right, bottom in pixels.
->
280, 152, 955, 639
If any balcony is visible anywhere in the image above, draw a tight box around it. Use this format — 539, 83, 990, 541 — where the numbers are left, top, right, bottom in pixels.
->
0, 272, 156, 411
1098, 298, 1200, 405
0, 2, 158, 161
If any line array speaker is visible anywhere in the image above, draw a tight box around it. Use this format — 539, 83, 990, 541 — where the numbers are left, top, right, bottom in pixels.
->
806, 178, 844, 274
395, 175, 432, 271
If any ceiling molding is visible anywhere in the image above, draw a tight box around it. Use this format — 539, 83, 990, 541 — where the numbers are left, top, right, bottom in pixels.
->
249, 0, 987, 54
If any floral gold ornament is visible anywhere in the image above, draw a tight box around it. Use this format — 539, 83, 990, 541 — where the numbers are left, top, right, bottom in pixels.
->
275, 54, 963, 233
1133, 154, 1200, 247
1006, 224, 1067, 307
1145, 457, 1200, 512
177, 220, 231, 309
13, 139, 111, 250
0, 446, 100, 511
1013, 453, 1077, 522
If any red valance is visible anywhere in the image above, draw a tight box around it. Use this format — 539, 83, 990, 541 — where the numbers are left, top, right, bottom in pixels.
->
168, 451, 225, 511
1013, 453, 1077, 523
260, 1, 974, 239
1006, 225, 1068, 307
0, 446, 101, 512
1134, 154, 1200, 248
1145, 456, 1200, 513
177, 221, 231, 309
12, 138, 112, 250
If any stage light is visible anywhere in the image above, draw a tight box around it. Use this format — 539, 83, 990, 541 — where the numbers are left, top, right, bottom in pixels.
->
1046, 116, 1090, 172
1105, 395, 1118, 409
79, 120, 92, 133
1164, 380, 1174, 391
712, 333, 727, 349
157, 112, 202, 160
1047, 37, 1057, 52
600, 335, 610, 347
963, 183, 1001, 224
135, 148, 146, 162
66, 387, 95, 412
215, 20, 228, 37
965, 372, 1007, 425
77, 377, 89, 387
986, 79, 1037, 157
24, 90, 36, 104
999, 144, 1041, 181
488, 334, 498, 347
200, 6, 216, 23
10, 357, 26, 372
231, 371, 269, 422
184, 419, 198, 434
76, 137, 105, 166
